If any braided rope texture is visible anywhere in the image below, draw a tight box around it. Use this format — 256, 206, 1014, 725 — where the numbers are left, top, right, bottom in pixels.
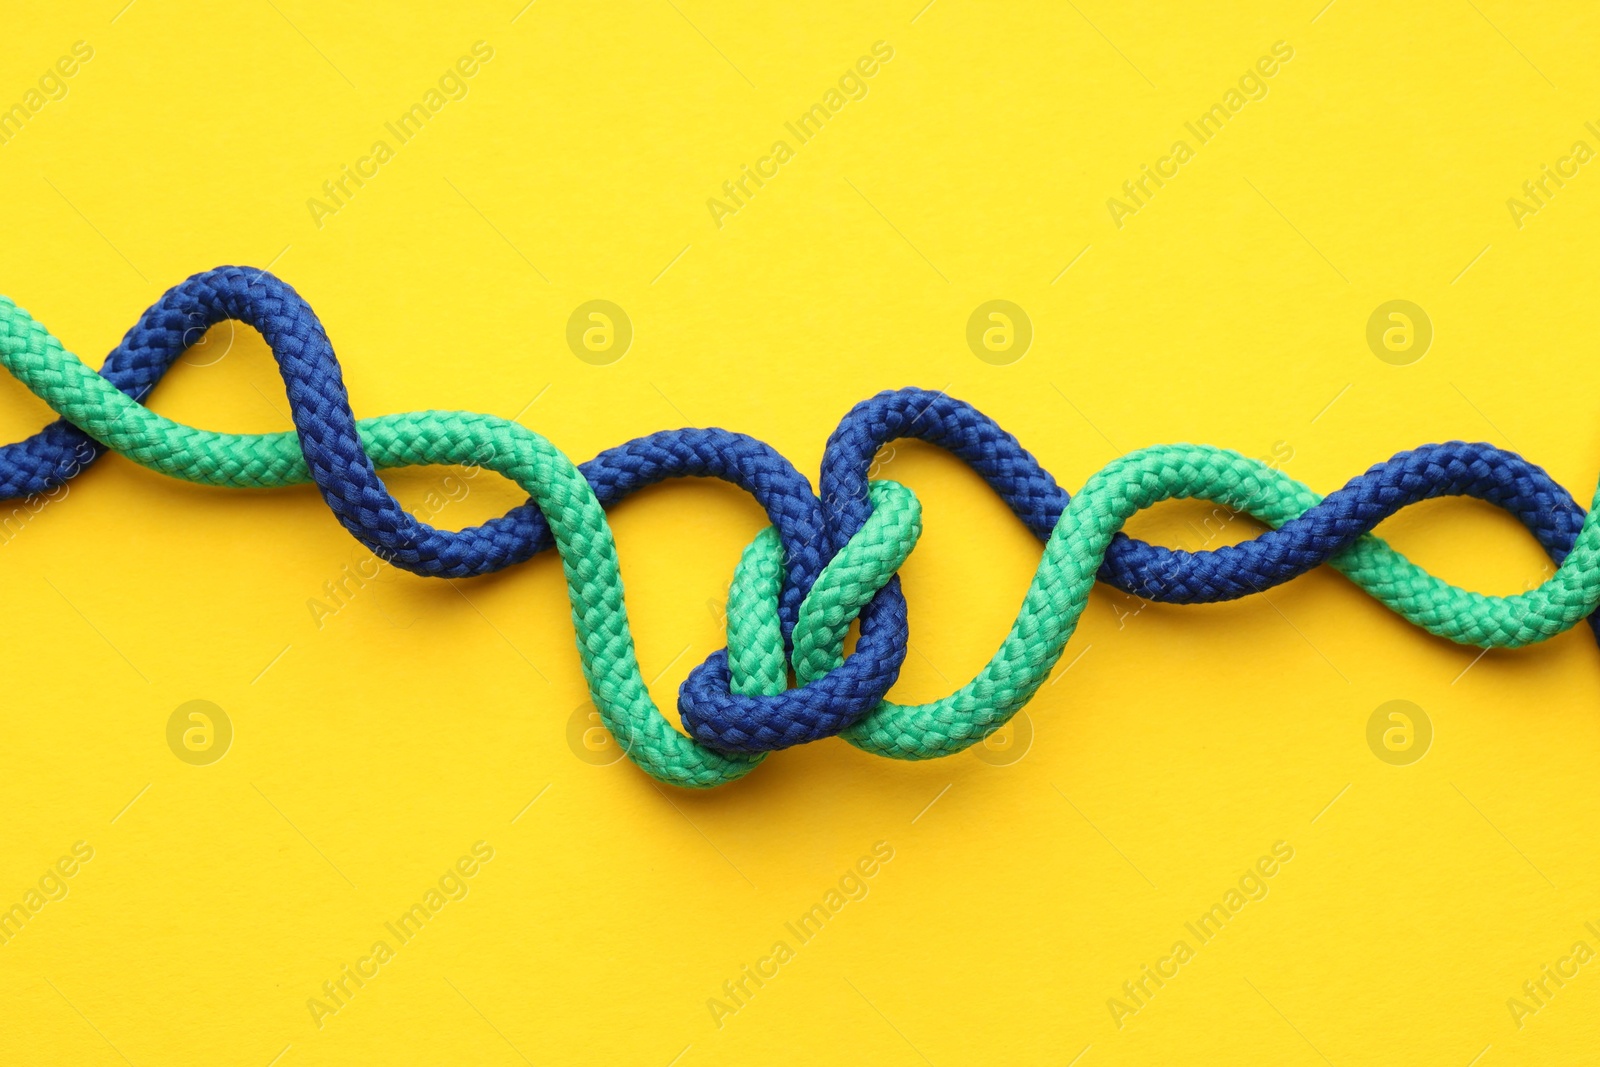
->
0, 266, 1597, 788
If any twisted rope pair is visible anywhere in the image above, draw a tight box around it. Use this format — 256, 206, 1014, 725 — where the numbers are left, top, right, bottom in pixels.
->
0, 266, 1595, 787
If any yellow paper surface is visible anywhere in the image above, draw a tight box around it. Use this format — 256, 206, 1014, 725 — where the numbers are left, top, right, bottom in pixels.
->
0, 3, 1596, 1063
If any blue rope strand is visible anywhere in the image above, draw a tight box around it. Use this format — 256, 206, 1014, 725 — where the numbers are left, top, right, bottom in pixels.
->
0, 268, 1589, 757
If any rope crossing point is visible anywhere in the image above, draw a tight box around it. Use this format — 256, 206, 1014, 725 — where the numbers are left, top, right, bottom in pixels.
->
0, 266, 1596, 788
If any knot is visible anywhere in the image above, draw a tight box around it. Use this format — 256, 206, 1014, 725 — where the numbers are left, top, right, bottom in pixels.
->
678, 481, 922, 752
0, 272, 1597, 789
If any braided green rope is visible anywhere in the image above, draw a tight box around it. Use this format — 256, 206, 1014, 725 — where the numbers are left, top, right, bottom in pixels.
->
725, 479, 923, 697
0, 297, 921, 788
829, 451, 1600, 761
726, 452, 1600, 763
2, 295, 1599, 785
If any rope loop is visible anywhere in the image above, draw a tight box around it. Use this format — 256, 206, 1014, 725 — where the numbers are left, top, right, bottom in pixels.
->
0, 266, 1596, 786
680, 480, 923, 752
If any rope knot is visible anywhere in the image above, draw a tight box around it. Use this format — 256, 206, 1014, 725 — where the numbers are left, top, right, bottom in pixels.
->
677, 480, 922, 752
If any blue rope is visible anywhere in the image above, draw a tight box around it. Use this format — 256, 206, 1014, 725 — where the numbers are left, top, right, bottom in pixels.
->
0, 268, 1590, 756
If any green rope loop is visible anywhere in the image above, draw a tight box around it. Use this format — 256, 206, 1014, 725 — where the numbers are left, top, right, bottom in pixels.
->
0, 295, 1597, 785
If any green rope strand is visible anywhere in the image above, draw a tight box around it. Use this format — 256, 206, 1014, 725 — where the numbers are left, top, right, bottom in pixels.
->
2, 295, 1598, 785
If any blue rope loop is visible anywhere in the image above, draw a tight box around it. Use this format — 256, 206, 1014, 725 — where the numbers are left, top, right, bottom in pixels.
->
0, 270, 1592, 759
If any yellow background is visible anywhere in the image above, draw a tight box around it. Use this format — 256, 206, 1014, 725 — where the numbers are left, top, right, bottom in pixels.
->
0, 1, 1597, 1063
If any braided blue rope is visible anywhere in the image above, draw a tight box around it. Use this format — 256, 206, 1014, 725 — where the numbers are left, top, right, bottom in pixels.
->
681, 390, 1599, 751
0, 268, 1591, 757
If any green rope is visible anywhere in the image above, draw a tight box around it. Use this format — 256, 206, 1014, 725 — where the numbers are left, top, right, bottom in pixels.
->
1, 295, 1598, 787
